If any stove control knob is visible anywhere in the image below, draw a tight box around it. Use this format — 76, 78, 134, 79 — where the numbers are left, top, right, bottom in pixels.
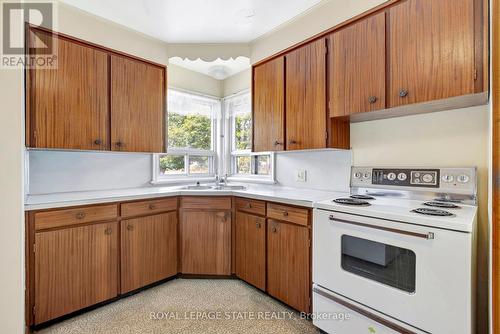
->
354, 172, 362, 179
397, 173, 407, 181
422, 173, 434, 183
387, 172, 397, 181
457, 174, 470, 183
363, 173, 371, 179
442, 174, 454, 183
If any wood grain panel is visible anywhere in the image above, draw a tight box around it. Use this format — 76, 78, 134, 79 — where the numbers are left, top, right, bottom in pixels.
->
285, 39, 327, 150
267, 203, 309, 226
34, 204, 118, 231
180, 196, 232, 210
111, 55, 165, 153
388, 0, 476, 107
27, 29, 109, 150
267, 220, 310, 313
235, 212, 266, 290
34, 222, 118, 324
121, 197, 178, 219
252, 56, 285, 152
120, 212, 177, 293
234, 197, 266, 216
329, 13, 386, 116
181, 210, 231, 275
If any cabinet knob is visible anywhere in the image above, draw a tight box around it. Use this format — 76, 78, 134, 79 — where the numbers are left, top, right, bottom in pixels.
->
256, 222, 261, 228
399, 89, 409, 98
272, 226, 277, 233
368, 96, 378, 104
274, 140, 283, 146
221, 213, 228, 222
75, 212, 86, 219
115, 141, 123, 148
127, 224, 134, 231
94, 139, 102, 145
282, 210, 289, 217
289, 140, 298, 145
149, 203, 156, 210
104, 227, 112, 235
246, 203, 252, 209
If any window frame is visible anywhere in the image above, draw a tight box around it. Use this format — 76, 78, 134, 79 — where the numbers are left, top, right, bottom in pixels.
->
152, 88, 220, 184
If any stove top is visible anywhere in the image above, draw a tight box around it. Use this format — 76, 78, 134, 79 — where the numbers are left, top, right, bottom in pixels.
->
333, 198, 371, 206
350, 194, 375, 200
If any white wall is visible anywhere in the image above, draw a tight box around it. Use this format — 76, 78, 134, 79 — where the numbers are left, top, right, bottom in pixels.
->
168, 64, 223, 97
222, 69, 251, 97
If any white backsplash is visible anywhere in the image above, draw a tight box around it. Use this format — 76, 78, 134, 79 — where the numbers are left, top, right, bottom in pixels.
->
27, 149, 352, 194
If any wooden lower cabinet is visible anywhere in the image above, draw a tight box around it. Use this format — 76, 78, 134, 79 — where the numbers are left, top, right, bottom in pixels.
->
34, 222, 118, 324
181, 210, 231, 275
120, 212, 177, 293
267, 219, 311, 313
235, 212, 266, 290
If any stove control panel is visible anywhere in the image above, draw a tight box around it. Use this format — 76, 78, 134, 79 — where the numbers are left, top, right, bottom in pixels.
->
351, 167, 477, 195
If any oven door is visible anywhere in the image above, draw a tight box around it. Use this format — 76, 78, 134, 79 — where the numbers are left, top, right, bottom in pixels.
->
312, 209, 473, 334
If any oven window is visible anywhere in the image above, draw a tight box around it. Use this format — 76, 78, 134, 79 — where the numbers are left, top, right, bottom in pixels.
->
341, 235, 416, 293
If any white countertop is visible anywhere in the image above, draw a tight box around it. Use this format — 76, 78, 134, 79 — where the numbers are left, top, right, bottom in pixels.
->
25, 184, 348, 211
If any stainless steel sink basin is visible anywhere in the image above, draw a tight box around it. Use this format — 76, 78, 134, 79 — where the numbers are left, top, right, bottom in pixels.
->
183, 185, 213, 190
212, 185, 246, 190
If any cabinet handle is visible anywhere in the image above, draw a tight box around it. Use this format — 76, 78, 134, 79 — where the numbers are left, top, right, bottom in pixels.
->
368, 96, 378, 104
256, 222, 261, 228
127, 224, 134, 231
246, 203, 252, 209
149, 203, 156, 210
94, 139, 102, 145
399, 89, 409, 98
274, 140, 283, 146
282, 210, 289, 217
221, 213, 228, 222
289, 140, 298, 145
115, 141, 123, 148
75, 212, 86, 219
271, 226, 277, 233
104, 227, 112, 235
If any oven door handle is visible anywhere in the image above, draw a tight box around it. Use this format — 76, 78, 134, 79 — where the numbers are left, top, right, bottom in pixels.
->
312, 286, 418, 334
328, 216, 435, 240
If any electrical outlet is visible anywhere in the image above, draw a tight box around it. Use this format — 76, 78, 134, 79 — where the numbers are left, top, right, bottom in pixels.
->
295, 169, 307, 182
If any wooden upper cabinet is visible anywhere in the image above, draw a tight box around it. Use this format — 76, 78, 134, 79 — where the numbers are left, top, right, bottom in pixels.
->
27, 29, 109, 150
388, 0, 476, 107
286, 39, 327, 150
34, 222, 118, 324
329, 13, 386, 116
120, 212, 177, 293
111, 55, 166, 153
181, 210, 231, 275
252, 56, 285, 152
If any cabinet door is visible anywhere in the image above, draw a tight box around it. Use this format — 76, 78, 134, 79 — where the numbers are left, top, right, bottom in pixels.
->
330, 13, 386, 116
27, 29, 109, 150
120, 212, 177, 293
286, 39, 327, 150
389, 0, 475, 107
267, 220, 310, 313
34, 222, 118, 324
181, 210, 231, 275
110, 55, 165, 153
253, 56, 285, 152
235, 212, 266, 290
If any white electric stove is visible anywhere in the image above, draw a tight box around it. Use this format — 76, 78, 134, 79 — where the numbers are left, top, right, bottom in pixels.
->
312, 167, 478, 334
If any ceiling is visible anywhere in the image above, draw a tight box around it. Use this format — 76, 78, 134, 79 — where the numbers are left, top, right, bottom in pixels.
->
60, 0, 324, 43
169, 57, 250, 80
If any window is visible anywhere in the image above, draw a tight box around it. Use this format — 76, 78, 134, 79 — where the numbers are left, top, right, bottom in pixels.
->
224, 91, 275, 183
154, 89, 220, 182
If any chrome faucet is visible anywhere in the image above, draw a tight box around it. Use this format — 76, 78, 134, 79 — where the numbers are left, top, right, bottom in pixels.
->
215, 174, 228, 187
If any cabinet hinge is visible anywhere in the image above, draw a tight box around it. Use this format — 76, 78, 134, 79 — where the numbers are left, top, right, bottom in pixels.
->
325, 132, 328, 140
32, 305, 35, 315
308, 238, 312, 248
474, 69, 478, 81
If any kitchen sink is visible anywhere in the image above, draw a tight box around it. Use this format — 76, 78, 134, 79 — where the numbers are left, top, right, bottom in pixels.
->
183, 185, 213, 190
211, 185, 246, 190
182, 184, 246, 191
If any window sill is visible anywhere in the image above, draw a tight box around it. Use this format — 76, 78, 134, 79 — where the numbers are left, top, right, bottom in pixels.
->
227, 176, 277, 185
151, 176, 216, 186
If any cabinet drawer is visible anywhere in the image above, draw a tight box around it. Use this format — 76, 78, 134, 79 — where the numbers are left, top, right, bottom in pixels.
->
235, 198, 266, 216
34, 204, 118, 231
180, 197, 232, 210
266, 203, 309, 226
121, 197, 177, 218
